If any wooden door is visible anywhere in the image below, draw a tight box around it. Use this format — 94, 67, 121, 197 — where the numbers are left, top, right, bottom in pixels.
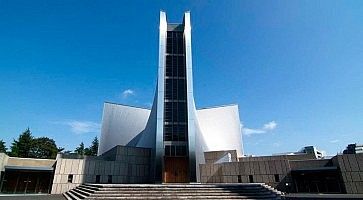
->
164, 157, 188, 183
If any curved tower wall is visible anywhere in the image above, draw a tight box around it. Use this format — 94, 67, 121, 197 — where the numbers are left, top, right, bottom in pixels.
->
196, 105, 243, 157
152, 11, 167, 182
184, 11, 197, 182
98, 103, 150, 155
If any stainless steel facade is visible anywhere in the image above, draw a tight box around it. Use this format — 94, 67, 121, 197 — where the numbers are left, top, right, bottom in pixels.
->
98, 11, 243, 183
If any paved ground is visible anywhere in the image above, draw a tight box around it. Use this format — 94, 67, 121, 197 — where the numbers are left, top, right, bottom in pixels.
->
285, 193, 363, 199
0, 194, 65, 200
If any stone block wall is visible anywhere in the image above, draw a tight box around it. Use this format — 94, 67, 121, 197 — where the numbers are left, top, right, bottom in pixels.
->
52, 158, 85, 194
0, 153, 9, 172
200, 159, 290, 191
201, 153, 363, 194
7, 157, 55, 167
239, 153, 316, 162
337, 154, 363, 194
204, 150, 238, 164
51, 146, 151, 194
289, 159, 332, 170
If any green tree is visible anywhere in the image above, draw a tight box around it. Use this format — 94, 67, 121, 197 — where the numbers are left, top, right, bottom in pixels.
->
84, 147, 92, 156
30, 137, 59, 159
75, 142, 85, 155
10, 128, 33, 157
0, 139, 7, 153
85, 137, 99, 156
57, 147, 65, 153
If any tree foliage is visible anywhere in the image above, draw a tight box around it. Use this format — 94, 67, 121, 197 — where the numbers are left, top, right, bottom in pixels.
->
76, 137, 99, 156
75, 142, 85, 155
9, 128, 63, 159
10, 128, 33, 157
85, 137, 99, 156
0, 139, 7, 153
30, 137, 58, 159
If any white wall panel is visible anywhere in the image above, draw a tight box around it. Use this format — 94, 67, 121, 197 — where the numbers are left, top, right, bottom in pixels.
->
196, 105, 243, 157
98, 103, 150, 155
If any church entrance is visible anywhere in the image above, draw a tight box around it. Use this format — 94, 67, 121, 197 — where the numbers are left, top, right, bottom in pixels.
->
0, 169, 53, 194
163, 157, 189, 183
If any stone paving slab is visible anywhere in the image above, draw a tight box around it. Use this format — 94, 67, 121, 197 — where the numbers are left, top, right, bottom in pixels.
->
0, 194, 65, 200
285, 193, 363, 199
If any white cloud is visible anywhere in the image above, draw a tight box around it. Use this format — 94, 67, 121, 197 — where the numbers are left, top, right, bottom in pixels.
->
263, 121, 277, 130
67, 121, 100, 134
243, 121, 278, 136
330, 139, 339, 143
122, 89, 135, 98
243, 128, 266, 136
273, 142, 281, 147
53, 120, 101, 134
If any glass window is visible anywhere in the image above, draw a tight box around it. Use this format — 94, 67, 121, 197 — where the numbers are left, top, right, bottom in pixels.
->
181, 145, 187, 155
274, 174, 280, 182
177, 39, 184, 54
176, 145, 187, 156
171, 145, 175, 156
164, 132, 172, 141
165, 145, 171, 156
249, 175, 254, 183
108, 175, 112, 184
176, 146, 182, 156
68, 174, 73, 183
179, 133, 186, 141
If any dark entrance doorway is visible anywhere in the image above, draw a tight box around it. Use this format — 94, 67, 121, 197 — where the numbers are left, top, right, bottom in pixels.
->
164, 157, 188, 183
0, 168, 53, 194
291, 167, 344, 193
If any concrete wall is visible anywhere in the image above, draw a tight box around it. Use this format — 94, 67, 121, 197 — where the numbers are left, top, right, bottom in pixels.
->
289, 159, 332, 170
200, 150, 329, 192
337, 154, 363, 194
200, 158, 290, 191
51, 146, 151, 194
0, 153, 9, 172
7, 157, 55, 167
239, 153, 316, 162
52, 158, 85, 194
204, 150, 238, 164
201, 151, 363, 194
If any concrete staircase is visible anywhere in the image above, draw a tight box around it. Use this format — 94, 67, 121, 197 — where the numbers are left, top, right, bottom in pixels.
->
63, 183, 284, 200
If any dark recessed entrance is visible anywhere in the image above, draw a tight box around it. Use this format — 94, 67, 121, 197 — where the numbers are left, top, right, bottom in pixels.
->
0, 167, 53, 194
291, 167, 344, 193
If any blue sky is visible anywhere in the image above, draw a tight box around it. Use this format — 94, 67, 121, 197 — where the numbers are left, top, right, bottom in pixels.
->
0, 1, 362, 156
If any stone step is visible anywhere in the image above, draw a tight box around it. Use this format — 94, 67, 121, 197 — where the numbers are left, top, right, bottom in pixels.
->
87, 194, 277, 199
63, 192, 73, 200
87, 183, 266, 188
63, 183, 282, 200
79, 184, 100, 191
74, 188, 92, 196
89, 192, 274, 197
69, 189, 87, 199
94, 187, 266, 190
77, 186, 97, 194
91, 190, 272, 195
86, 195, 279, 199
93, 188, 268, 192
64, 191, 80, 200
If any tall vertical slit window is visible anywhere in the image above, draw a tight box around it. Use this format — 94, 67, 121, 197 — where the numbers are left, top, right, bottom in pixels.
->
164, 29, 188, 154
